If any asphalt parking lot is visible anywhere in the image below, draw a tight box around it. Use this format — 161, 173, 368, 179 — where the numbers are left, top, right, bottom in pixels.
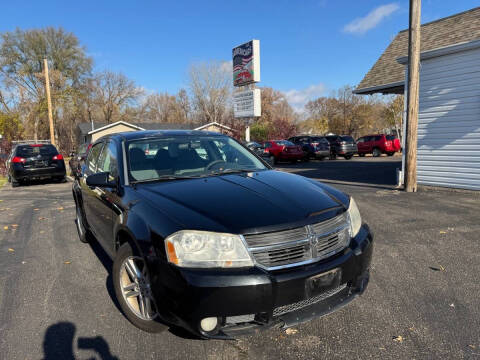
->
0, 156, 479, 359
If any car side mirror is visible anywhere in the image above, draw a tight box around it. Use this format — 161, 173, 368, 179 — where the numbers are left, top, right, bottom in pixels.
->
86, 172, 117, 188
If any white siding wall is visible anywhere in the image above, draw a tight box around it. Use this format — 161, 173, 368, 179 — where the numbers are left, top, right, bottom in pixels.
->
417, 46, 480, 190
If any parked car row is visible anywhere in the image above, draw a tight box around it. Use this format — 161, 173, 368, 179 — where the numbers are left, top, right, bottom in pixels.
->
246, 133, 400, 163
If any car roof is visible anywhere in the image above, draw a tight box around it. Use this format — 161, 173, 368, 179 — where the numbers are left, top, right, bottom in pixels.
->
103, 129, 225, 142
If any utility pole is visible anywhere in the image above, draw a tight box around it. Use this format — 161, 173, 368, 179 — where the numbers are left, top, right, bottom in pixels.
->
404, 0, 421, 192
43, 59, 55, 146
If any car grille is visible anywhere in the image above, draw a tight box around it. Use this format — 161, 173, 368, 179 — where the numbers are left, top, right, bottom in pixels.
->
243, 213, 350, 270
273, 283, 348, 317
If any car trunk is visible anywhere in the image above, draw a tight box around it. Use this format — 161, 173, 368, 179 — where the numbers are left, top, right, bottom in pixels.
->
16, 145, 60, 169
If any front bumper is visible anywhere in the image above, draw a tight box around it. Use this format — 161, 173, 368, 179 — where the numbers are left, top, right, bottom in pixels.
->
149, 224, 373, 339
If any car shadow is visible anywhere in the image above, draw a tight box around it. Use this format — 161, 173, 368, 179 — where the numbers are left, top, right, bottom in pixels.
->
86, 238, 122, 314
43, 322, 118, 360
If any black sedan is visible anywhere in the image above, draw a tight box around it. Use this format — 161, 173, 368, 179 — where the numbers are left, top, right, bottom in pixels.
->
72, 130, 373, 339
7, 142, 66, 186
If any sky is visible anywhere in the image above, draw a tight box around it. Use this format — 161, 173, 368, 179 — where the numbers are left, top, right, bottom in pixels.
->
1, 0, 478, 111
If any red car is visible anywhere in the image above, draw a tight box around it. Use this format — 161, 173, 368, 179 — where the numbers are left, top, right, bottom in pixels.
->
356, 134, 401, 157
262, 140, 305, 164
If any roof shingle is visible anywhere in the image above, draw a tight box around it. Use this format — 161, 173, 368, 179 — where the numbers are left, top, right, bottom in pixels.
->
355, 7, 480, 94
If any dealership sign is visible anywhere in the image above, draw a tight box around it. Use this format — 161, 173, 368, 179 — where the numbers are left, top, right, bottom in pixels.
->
234, 89, 261, 118
232, 40, 260, 87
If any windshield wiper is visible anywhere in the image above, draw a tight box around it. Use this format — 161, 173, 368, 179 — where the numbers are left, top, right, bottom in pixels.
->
131, 175, 201, 184
210, 168, 261, 175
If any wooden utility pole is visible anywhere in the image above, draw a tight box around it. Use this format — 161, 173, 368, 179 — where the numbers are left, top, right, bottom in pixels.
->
43, 59, 55, 146
404, 0, 421, 192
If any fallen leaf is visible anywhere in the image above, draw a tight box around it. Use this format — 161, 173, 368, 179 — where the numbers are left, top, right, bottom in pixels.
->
8, 248, 14, 252
33, 208, 39, 211
11, 224, 18, 228
3, 226, 8, 230
447, 227, 454, 231
285, 328, 298, 335
64, 261, 71, 264
450, 303, 455, 308
38, 217, 46, 220
40, 230, 45, 234
439, 230, 447, 234
393, 335, 404, 343
57, 207, 64, 211
439, 265, 446, 271
408, 326, 415, 331
21, 261, 26, 264
0, 200, 3, 202
468, 345, 476, 349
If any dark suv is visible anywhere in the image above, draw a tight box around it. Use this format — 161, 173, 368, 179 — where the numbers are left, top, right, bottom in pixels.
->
73, 130, 373, 339
325, 135, 358, 160
288, 135, 330, 160
7, 142, 66, 186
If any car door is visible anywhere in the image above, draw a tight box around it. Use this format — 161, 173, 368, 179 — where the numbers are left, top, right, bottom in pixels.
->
92, 140, 120, 255
80, 141, 105, 240
357, 137, 366, 153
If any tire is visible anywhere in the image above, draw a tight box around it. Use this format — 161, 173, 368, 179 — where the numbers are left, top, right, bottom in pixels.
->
75, 200, 90, 244
387, 152, 395, 156
113, 243, 167, 333
329, 152, 337, 160
358, 153, 365, 157
372, 148, 381, 157
11, 178, 20, 188
344, 155, 353, 160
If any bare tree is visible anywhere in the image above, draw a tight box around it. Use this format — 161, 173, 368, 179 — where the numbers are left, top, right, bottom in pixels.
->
188, 61, 231, 124
93, 71, 143, 123
177, 88, 191, 123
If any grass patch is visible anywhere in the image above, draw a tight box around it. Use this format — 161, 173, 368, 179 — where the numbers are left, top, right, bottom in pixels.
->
0, 175, 7, 189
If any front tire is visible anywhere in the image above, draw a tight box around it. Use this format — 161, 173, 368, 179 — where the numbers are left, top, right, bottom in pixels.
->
372, 148, 381, 157
344, 155, 353, 160
75, 202, 89, 243
113, 243, 167, 333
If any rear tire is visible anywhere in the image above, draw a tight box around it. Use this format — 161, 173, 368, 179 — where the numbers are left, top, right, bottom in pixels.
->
387, 152, 395, 156
11, 178, 20, 188
344, 155, 353, 160
113, 243, 167, 333
372, 148, 381, 157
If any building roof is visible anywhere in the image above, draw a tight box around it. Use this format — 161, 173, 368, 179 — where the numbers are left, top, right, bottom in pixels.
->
87, 121, 144, 135
354, 7, 480, 95
77, 121, 196, 135
194, 121, 235, 132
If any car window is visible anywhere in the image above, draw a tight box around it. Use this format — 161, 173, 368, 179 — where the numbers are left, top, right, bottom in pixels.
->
264, 142, 272, 148
357, 137, 363, 143
97, 141, 119, 180
16, 144, 58, 157
340, 136, 354, 142
86, 142, 104, 174
374, 136, 382, 141
386, 135, 396, 140
127, 135, 267, 182
276, 140, 295, 146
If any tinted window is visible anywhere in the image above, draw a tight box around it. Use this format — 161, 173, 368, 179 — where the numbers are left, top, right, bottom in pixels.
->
97, 141, 118, 180
16, 144, 58, 157
386, 135, 397, 140
374, 136, 383, 141
86, 143, 104, 173
264, 142, 272, 148
326, 136, 338, 143
340, 136, 354, 142
275, 140, 295, 146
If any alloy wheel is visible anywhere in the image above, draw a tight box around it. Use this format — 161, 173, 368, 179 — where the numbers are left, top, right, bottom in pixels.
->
119, 256, 158, 321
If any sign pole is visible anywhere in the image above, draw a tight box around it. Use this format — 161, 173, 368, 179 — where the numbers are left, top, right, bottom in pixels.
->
245, 122, 251, 142
44, 59, 56, 146
404, 0, 421, 192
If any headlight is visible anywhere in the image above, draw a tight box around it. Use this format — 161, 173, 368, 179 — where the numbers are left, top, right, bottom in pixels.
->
165, 230, 254, 268
347, 197, 362, 238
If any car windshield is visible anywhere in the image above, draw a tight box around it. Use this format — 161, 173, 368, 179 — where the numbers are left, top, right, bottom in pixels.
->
275, 140, 295, 146
311, 137, 328, 143
127, 135, 268, 182
16, 144, 58, 157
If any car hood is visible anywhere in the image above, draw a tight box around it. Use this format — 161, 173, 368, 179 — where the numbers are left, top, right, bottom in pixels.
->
135, 170, 348, 234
